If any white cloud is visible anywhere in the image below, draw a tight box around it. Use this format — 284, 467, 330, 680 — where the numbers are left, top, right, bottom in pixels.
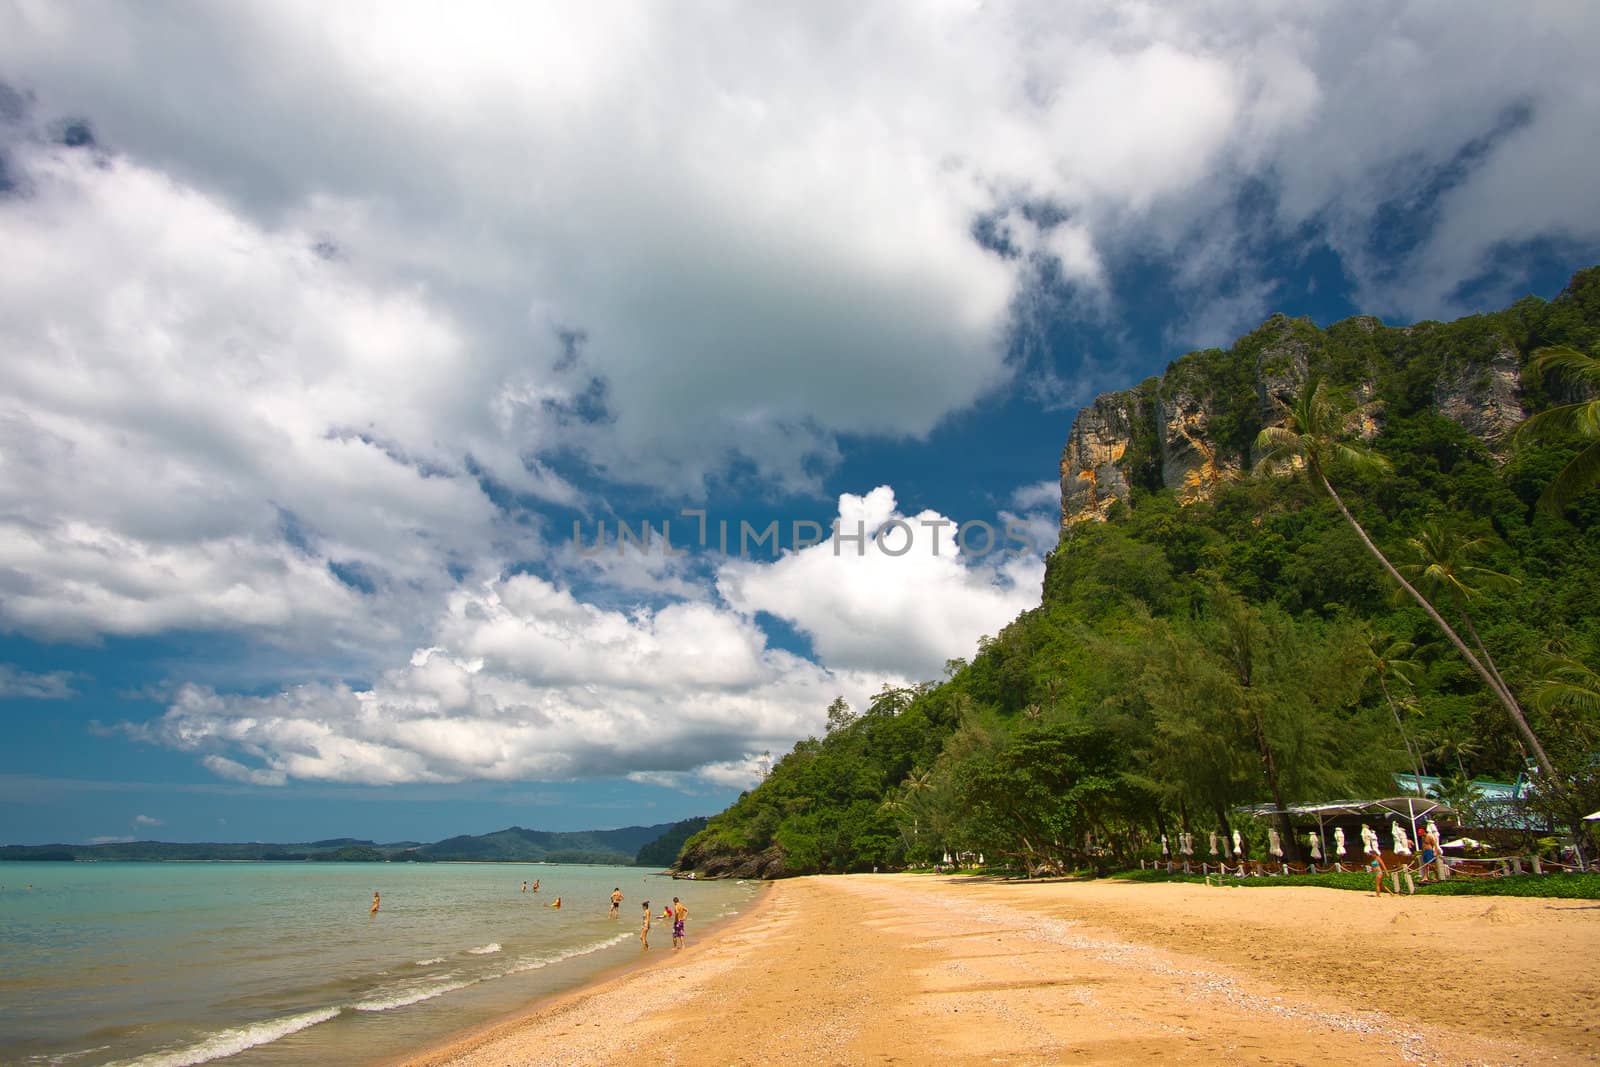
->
718, 487, 1044, 678
0, 664, 78, 700
127, 485, 1044, 786
131, 814, 161, 827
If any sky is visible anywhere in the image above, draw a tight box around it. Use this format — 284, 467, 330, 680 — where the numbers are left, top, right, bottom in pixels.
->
3, 1, 1600, 846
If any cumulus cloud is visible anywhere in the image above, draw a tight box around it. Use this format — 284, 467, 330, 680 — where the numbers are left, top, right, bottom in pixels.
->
131, 814, 161, 827
718, 487, 1044, 678
127, 487, 1043, 786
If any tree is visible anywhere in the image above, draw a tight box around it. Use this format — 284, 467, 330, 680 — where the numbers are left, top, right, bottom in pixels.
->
1512, 344, 1600, 514
1364, 632, 1428, 783
1255, 377, 1557, 777
1398, 521, 1523, 721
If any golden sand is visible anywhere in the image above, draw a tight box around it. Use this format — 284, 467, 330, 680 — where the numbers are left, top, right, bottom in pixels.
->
399, 874, 1600, 1066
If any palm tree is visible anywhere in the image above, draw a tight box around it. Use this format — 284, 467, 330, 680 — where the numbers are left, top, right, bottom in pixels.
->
1255, 377, 1557, 777
1398, 521, 1523, 719
1364, 632, 1428, 784
1428, 731, 1482, 782
1512, 345, 1600, 514
1529, 646, 1600, 720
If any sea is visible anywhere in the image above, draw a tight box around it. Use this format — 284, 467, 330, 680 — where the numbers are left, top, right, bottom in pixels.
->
0, 862, 757, 1066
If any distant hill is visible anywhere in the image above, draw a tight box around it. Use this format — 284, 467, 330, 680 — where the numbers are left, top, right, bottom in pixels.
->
635, 817, 709, 868
1, 822, 687, 864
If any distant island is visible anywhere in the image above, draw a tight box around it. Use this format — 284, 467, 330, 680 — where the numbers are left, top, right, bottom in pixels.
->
0, 817, 708, 866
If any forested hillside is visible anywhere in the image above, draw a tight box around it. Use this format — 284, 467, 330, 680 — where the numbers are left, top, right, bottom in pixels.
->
677, 268, 1600, 878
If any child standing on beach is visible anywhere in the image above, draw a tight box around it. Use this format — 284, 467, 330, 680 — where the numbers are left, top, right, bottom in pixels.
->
640, 901, 651, 949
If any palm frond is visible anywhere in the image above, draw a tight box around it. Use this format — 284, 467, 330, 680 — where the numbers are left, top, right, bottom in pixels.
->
1537, 440, 1600, 515
1330, 440, 1391, 474
1531, 344, 1600, 386
1513, 400, 1600, 447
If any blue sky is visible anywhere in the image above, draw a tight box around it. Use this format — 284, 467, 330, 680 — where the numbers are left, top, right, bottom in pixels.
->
3, 3, 1599, 846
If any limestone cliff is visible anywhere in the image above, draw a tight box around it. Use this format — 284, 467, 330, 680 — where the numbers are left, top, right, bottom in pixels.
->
1059, 309, 1535, 532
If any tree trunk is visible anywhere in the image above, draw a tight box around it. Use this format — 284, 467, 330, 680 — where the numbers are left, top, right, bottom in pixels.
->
1378, 674, 1425, 785
1316, 468, 1557, 778
1248, 698, 1299, 863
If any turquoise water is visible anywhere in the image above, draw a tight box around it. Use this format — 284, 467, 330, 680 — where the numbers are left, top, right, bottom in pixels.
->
0, 862, 755, 1066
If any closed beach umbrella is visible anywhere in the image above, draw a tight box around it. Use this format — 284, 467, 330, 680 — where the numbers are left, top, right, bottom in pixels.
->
1425, 819, 1440, 844
942, 851, 952, 865
1392, 822, 1412, 855
1208, 832, 1218, 856
1308, 832, 1323, 860
1180, 833, 1194, 857
1268, 828, 1282, 857
1334, 827, 1346, 856
1231, 829, 1243, 856
1161, 835, 1169, 856
1361, 823, 1377, 854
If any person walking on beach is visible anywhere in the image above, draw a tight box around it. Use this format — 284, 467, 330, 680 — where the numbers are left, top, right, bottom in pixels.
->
610, 887, 623, 919
640, 901, 651, 949
671, 896, 687, 951
370, 890, 380, 915
1368, 851, 1391, 896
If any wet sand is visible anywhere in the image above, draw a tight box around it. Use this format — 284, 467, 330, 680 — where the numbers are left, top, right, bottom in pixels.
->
400, 873, 1600, 1066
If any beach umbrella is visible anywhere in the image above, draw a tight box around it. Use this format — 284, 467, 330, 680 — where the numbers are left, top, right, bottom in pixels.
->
1358, 823, 1374, 854
1308, 832, 1323, 860
1584, 810, 1600, 821
1267, 828, 1283, 857
1443, 837, 1485, 850
942, 851, 952, 865
1180, 833, 1194, 857
1161, 835, 1169, 856
978, 854, 984, 865
1425, 819, 1440, 844
1333, 827, 1346, 856
1391, 822, 1412, 855
1231, 829, 1243, 856
1208, 832, 1218, 856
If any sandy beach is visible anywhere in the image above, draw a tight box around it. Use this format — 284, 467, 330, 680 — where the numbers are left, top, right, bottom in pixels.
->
400, 874, 1599, 1067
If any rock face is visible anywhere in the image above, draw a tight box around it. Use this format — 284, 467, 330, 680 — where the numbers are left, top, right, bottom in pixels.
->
1059, 391, 1139, 528
1057, 312, 1531, 530
1434, 342, 1527, 448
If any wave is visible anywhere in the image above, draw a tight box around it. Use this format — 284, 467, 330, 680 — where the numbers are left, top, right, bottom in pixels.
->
504, 931, 632, 975
466, 942, 501, 955
414, 956, 445, 966
109, 1007, 340, 1067
351, 980, 474, 1012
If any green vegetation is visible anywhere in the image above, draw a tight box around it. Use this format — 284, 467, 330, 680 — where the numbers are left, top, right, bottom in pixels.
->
635, 817, 709, 868
679, 268, 1600, 879
1115, 869, 1600, 900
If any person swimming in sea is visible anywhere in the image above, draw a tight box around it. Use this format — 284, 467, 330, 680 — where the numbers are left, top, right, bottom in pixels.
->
522, 880, 528, 893
531, 879, 540, 893
549, 896, 562, 909
370, 890, 380, 915
609, 886, 623, 918
640, 901, 651, 949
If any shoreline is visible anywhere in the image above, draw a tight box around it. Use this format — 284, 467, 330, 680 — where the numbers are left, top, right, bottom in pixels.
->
391, 880, 775, 1067
396, 873, 1600, 1066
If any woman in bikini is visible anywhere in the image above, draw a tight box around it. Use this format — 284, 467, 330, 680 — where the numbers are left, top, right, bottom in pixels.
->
640, 901, 651, 949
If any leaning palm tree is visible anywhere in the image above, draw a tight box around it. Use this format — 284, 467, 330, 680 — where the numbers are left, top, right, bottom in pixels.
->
1398, 521, 1523, 715
1255, 377, 1557, 777
1364, 632, 1428, 784
1512, 344, 1600, 514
